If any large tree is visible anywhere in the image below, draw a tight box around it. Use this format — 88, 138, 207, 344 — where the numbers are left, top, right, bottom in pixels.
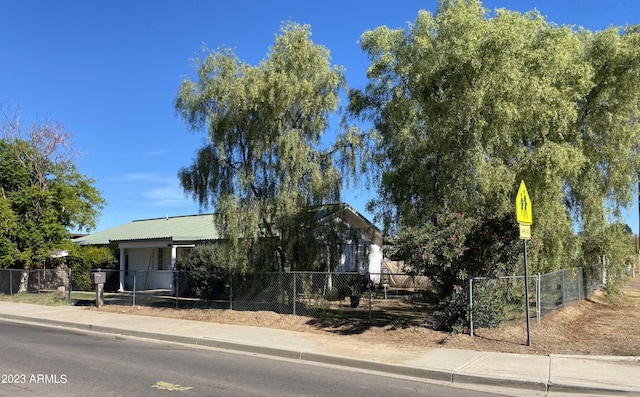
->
0, 110, 105, 268
175, 23, 360, 271
349, 0, 640, 272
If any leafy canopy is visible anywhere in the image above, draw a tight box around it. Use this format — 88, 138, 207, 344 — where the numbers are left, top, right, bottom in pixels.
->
0, 110, 105, 268
175, 23, 360, 270
350, 0, 640, 272
392, 210, 524, 296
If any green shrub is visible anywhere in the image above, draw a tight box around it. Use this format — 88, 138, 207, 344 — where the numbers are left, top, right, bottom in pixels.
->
432, 290, 468, 332
471, 284, 505, 328
67, 245, 117, 291
175, 245, 230, 299
432, 283, 505, 332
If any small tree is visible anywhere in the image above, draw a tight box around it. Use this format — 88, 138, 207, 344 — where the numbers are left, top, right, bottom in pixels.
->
462, 213, 525, 277
1, 108, 105, 270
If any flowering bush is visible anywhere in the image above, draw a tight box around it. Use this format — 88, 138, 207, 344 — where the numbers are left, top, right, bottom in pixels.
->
392, 211, 520, 330
391, 209, 474, 297
463, 213, 523, 277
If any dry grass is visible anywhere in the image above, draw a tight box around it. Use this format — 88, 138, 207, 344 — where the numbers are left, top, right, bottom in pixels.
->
95, 276, 640, 356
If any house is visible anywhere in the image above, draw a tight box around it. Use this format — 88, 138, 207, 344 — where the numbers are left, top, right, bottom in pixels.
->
313, 204, 384, 279
74, 204, 384, 291
74, 214, 218, 291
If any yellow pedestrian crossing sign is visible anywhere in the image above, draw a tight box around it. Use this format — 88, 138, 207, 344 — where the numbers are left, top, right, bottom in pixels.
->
516, 180, 532, 225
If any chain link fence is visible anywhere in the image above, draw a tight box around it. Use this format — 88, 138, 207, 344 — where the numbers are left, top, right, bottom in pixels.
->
79, 270, 428, 318
537, 268, 585, 319
0, 268, 69, 295
1, 264, 633, 335
469, 276, 529, 331
468, 267, 609, 335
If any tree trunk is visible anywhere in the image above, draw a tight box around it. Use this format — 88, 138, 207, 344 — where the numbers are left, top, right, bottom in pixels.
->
17, 270, 29, 293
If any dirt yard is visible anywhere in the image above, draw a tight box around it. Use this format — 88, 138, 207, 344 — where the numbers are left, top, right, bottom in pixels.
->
97, 277, 640, 356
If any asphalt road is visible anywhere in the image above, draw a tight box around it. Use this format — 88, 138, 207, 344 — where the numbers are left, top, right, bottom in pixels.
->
0, 320, 506, 397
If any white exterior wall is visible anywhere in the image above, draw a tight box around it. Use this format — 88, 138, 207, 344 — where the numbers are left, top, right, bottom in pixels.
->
367, 244, 383, 283
337, 241, 356, 272
117, 242, 176, 291
119, 248, 126, 291
121, 247, 172, 290
127, 248, 152, 271
335, 232, 383, 280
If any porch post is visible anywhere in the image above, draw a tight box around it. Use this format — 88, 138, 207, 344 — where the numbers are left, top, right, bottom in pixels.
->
119, 247, 125, 292
171, 245, 177, 294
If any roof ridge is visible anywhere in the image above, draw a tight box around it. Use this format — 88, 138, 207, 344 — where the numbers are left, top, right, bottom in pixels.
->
131, 213, 214, 222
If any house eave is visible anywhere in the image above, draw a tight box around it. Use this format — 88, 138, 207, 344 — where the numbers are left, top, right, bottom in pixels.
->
109, 237, 173, 244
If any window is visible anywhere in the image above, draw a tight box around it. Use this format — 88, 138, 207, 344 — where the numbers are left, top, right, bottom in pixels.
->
156, 248, 168, 270
176, 247, 192, 260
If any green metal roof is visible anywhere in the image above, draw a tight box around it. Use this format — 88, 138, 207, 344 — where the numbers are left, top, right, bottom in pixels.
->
74, 204, 382, 247
74, 214, 219, 245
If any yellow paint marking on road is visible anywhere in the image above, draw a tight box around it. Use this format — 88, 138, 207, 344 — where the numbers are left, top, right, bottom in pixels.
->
152, 381, 193, 391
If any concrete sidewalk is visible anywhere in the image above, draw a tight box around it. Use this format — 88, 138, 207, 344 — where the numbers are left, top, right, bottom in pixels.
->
0, 301, 638, 396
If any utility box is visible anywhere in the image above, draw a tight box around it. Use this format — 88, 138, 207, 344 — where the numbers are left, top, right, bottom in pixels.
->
90, 271, 106, 285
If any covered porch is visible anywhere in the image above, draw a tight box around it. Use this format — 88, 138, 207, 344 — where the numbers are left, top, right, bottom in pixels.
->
115, 239, 194, 291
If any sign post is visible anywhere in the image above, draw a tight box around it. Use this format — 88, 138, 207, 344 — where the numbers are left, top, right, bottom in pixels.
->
516, 180, 532, 347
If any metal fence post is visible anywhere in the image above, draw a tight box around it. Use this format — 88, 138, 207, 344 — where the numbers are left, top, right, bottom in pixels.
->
132, 271, 136, 306
293, 272, 297, 316
561, 269, 566, 308
229, 272, 233, 311
578, 267, 583, 301
277, 271, 283, 313
175, 270, 179, 309
68, 268, 72, 303
368, 277, 372, 323
536, 273, 541, 324
9, 269, 13, 296
468, 277, 474, 337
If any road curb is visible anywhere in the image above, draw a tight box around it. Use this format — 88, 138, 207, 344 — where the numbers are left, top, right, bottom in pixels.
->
452, 373, 548, 392
300, 352, 454, 383
547, 382, 639, 396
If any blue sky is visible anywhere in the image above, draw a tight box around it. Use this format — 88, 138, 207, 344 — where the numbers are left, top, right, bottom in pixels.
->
1, 1, 639, 233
